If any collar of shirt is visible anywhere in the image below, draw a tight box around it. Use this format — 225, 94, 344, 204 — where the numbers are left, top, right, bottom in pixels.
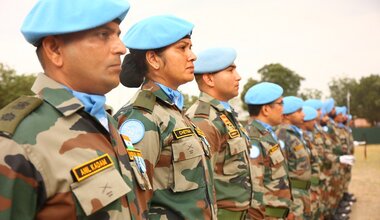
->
291, 125, 303, 138
156, 83, 184, 110
64, 87, 109, 131
220, 101, 232, 112
338, 123, 345, 128
255, 119, 278, 141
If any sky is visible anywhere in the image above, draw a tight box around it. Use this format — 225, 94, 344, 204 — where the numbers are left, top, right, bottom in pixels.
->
1, 0, 380, 111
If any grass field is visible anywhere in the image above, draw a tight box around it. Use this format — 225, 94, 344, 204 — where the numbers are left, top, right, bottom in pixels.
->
349, 144, 380, 220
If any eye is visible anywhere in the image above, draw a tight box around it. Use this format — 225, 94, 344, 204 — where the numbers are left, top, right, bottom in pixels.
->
98, 31, 110, 39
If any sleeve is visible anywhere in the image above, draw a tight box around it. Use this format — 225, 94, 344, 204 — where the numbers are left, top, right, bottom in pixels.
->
116, 108, 160, 204
0, 137, 44, 220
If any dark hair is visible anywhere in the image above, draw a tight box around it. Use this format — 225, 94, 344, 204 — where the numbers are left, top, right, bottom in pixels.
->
248, 104, 263, 116
120, 49, 147, 88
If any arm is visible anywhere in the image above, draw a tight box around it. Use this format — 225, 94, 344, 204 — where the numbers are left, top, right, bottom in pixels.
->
0, 137, 44, 220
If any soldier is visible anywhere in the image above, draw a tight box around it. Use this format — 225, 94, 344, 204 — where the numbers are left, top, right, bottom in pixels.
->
244, 82, 292, 219
304, 99, 335, 218
275, 96, 312, 220
0, 0, 151, 219
321, 99, 354, 220
300, 106, 322, 219
114, 15, 217, 219
185, 47, 252, 219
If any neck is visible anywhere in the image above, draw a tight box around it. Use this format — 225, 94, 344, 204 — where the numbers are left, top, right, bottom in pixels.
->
254, 115, 273, 126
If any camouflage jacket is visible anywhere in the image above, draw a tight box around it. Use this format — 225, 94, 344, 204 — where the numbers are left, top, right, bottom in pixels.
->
324, 120, 345, 156
186, 92, 252, 212
312, 124, 338, 175
303, 131, 321, 183
245, 120, 292, 210
114, 81, 217, 220
0, 74, 149, 220
275, 124, 311, 182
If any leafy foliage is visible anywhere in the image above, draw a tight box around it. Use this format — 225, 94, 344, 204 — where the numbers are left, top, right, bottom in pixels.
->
0, 63, 37, 108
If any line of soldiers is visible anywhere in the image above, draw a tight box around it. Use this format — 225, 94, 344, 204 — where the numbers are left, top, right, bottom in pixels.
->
0, 0, 356, 219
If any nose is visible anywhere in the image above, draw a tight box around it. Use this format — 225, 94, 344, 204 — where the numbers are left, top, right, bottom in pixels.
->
189, 49, 197, 61
235, 70, 242, 81
113, 38, 127, 55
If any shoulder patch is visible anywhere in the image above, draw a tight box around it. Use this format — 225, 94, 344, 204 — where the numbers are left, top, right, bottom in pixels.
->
0, 96, 42, 137
119, 119, 145, 144
279, 140, 285, 150
250, 143, 261, 158
133, 90, 156, 112
323, 126, 329, 132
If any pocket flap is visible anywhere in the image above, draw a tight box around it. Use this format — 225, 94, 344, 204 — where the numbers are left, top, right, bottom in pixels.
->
227, 137, 247, 156
172, 137, 205, 161
71, 166, 131, 216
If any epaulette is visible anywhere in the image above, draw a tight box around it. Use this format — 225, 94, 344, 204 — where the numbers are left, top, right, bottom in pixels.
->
0, 96, 42, 137
194, 101, 210, 118
133, 90, 156, 113
247, 125, 261, 139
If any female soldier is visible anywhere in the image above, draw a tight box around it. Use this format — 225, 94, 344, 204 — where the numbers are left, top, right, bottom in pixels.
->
114, 15, 217, 220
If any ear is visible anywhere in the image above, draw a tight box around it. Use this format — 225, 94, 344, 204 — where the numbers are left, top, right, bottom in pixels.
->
202, 73, 215, 87
146, 51, 160, 70
262, 105, 270, 117
41, 36, 64, 67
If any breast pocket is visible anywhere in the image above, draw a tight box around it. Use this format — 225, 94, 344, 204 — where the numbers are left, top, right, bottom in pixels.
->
171, 137, 206, 192
268, 144, 287, 180
70, 166, 131, 216
223, 137, 249, 175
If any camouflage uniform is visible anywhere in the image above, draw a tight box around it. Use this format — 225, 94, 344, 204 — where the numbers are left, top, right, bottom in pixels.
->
324, 120, 345, 209
186, 92, 252, 219
0, 74, 149, 220
114, 80, 217, 220
245, 120, 292, 219
276, 124, 312, 220
337, 124, 352, 196
303, 131, 322, 219
312, 124, 338, 216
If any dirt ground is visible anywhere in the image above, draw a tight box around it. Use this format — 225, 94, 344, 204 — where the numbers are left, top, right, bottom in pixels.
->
348, 144, 380, 220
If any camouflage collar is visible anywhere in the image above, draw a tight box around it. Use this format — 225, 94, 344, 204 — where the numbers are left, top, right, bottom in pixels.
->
252, 120, 277, 143
31, 73, 84, 117
142, 80, 175, 107
199, 92, 228, 112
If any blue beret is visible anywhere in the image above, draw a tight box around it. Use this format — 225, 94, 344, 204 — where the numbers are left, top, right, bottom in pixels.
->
323, 98, 335, 114
283, 96, 304, 114
124, 15, 194, 50
335, 106, 347, 116
244, 82, 283, 105
194, 47, 237, 74
21, 0, 130, 46
302, 106, 318, 121
304, 99, 323, 110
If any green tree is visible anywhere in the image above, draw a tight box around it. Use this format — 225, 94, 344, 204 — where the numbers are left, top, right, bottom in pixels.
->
239, 78, 259, 110
0, 63, 36, 108
350, 74, 380, 125
328, 76, 357, 106
258, 63, 304, 96
299, 88, 323, 100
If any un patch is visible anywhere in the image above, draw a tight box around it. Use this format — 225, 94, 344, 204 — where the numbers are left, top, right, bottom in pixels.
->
119, 119, 145, 144
250, 143, 261, 158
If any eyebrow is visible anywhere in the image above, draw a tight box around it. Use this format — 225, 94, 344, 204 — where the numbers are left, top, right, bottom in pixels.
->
98, 25, 121, 36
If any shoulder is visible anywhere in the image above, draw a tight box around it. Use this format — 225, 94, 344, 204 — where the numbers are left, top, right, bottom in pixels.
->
0, 96, 43, 138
